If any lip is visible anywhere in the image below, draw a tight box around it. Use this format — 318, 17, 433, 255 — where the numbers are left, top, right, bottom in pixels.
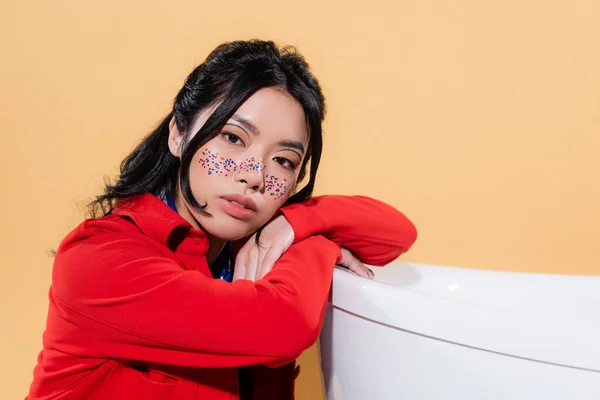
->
219, 194, 258, 219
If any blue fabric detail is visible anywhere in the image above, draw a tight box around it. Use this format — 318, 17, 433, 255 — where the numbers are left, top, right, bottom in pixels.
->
218, 242, 234, 282
165, 192, 177, 212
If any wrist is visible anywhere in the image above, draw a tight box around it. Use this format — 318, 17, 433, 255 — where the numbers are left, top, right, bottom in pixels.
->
279, 198, 329, 243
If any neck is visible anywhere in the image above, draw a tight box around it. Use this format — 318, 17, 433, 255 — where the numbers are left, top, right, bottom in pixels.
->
173, 190, 226, 266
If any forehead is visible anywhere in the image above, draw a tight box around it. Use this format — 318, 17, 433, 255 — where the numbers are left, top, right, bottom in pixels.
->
231, 87, 308, 144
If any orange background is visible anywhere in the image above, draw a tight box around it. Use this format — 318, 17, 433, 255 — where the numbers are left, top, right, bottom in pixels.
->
2, 0, 599, 398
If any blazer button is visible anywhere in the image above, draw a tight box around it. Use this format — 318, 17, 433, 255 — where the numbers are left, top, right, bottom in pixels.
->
193, 239, 200, 245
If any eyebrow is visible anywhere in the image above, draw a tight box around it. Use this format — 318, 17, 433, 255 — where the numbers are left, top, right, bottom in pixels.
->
278, 140, 305, 156
230, 115, 259, 136
229, 114, 306, 156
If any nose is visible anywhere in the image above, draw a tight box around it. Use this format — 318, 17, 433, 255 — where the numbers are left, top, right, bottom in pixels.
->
234, 157, 265, 192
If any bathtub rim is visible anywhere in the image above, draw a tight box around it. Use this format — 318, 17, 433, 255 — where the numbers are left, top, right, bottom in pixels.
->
329, 262, 600, 372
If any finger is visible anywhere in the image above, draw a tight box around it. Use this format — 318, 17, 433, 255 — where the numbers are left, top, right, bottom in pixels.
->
257, 237, 287, 280
255, 239, 267, 280
233, 239, 252, 281
349, 261, 373, 279
339, 248, 372, 279
246, 246, 259, 282
346, 259, 370, 279
258, 245, 283, 279
233, 251, 247, 281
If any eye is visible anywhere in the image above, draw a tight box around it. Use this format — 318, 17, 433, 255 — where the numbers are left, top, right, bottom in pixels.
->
221, 132, 244, 146
273, 157, 297, 170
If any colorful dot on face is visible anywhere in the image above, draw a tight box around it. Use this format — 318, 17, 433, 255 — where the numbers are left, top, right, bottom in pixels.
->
238, 157, 264, 175
199, 150, 264, 177
199, 150, 291, 201
198, 149, 237, 177
265, 175, 290, 201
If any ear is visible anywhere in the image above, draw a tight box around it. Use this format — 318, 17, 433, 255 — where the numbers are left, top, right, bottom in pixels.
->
168, 117, 184, 158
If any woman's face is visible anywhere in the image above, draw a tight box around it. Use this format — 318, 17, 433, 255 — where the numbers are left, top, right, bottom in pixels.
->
168, 87, 309, 241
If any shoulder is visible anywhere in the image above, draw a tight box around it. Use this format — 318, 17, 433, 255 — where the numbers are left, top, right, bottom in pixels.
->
57, 214, 145, 253
52, 214, 176, 303
53, 214, 166, 284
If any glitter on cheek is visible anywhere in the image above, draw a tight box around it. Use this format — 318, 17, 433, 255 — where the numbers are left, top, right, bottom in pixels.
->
198, 150, 236, 177
237, 157, 264, 175
198, 151, 291, 200
265, 175, 291, 201
199, 150, 267, 180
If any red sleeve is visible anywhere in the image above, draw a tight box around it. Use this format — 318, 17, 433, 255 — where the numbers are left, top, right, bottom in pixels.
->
51, 224, 339, 369
280, 195, 418, 266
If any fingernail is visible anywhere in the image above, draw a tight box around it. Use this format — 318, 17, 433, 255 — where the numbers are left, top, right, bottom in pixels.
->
367, 268, 374, 279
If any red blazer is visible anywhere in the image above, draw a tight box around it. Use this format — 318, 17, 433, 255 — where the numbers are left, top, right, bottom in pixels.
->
27, 193, 417, 400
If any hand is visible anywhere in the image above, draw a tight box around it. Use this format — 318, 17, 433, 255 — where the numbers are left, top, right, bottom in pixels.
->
233, 215, 295, 282
233, 214, 374, 282
338, 247, 374, 279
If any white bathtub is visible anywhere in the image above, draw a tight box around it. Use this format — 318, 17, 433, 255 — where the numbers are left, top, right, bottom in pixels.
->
319, 262, 600, 400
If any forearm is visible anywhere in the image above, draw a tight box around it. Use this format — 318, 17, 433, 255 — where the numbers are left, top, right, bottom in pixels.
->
280, 195, 417, 265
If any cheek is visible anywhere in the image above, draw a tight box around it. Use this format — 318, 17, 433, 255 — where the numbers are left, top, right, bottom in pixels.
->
197, 148, 294, 202
198, 149, 236, 177
265, 175, 292, 201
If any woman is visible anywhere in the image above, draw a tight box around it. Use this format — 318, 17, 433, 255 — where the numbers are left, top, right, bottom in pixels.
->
27, 40, 417, 399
